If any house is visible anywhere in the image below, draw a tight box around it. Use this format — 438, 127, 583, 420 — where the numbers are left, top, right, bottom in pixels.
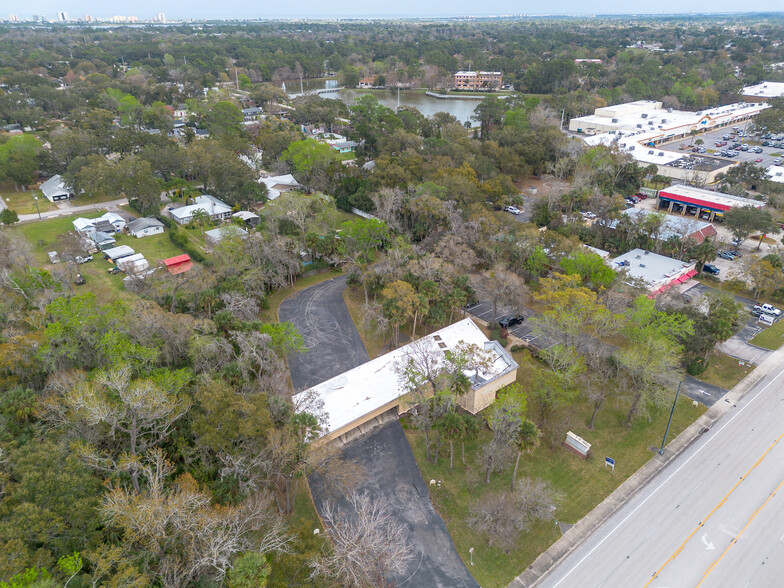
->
204, 225, 248, 245
172, 104, 188, 119
259, 174, 303, 201
127, 217, 165, 238
170, 195, 232, 224
232, 210, 261, 227
85, 229, 116, 250
293, 318, 518, 444
358, 76, 377, 88
102, 245, 136, 262
161, 254, 192, 275
333, 140, 358, 153
40, 175, 75, 202
241, 107, 263, 123
72, 212, 126, 234
194, 129, 210, 139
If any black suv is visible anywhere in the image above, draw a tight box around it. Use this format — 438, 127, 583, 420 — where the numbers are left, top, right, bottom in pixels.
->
498, 314, 525, 328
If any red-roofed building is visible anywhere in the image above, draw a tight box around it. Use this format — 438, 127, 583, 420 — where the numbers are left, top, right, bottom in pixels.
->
162, 254, 192, 275
358, 76, 377, 88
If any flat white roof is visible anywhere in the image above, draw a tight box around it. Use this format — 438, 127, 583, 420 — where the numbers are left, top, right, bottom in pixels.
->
612, 249, 695, 289
659, 184, 763, 209
742, 82, 784, 98
293, 318, 517, 436
767, 165, 784, 184
102, 245, 135, 259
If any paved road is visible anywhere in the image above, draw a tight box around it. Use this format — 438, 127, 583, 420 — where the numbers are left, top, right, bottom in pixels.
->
17, 198, 129, 223
278, 275, 369, 391
310, 422, 479, 588
534, 348, 784, 588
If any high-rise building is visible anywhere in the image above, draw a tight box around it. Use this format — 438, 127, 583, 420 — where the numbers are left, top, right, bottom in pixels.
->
57, 11, 68, 22
8, 14, 19, 22
83, 15, 92, 22
156, 12, 166, 21
32, 14, 41, 21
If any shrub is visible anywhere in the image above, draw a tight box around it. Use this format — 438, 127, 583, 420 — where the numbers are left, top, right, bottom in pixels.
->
687, 357, 707, 376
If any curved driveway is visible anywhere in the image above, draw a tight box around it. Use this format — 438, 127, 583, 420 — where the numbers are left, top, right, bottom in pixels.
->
279, 274, 369, 391
279, 274, 478, 587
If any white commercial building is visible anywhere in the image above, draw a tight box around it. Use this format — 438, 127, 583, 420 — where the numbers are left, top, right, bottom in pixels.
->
742, 81, 784, 103
767, 165, 784, 184
294, 318, 518, 444
611, 248, 697, 297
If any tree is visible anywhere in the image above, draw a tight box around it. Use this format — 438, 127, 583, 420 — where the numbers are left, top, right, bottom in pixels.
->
227, 553, 271, 588
460, 413, 480, 466
309, 492, 413, 587
472, 264, 529, 324
511, 418, 540, 490
560, 250, 616, 291
724, 205, 780, 250
0, 209, 19, 225
435, 411, 464, 472
466, 477, 559, 551
687, 237, 718, 276
205, 101, 244, 139
481, 389, 527, 484
739, 256, 784, 299
63, 365, 192, 492
336, 218, 391, 303
381, 281, 418, 347
472, 97, 506, 137
0, 135, 43, 189
110, 155, 161, 214
101, 451, 290, 588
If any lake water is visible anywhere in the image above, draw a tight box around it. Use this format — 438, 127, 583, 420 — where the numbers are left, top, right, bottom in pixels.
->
271, 78, 481, 125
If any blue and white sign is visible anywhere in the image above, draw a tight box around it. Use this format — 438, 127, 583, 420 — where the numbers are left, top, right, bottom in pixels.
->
605, 456, 615, 470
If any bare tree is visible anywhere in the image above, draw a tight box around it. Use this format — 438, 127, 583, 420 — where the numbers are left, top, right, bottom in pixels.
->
101, 450, 291, 588
467, 477, 559, 551
310, 492, 413, 587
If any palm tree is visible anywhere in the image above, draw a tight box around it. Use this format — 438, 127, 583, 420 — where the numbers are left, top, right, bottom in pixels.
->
511, 419, 541, 490
460, 414, 480, 467
436, 412, 465, 472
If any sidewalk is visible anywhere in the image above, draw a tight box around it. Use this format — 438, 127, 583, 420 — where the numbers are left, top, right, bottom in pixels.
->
508, 343, 784, 587
17, 198, 129, 223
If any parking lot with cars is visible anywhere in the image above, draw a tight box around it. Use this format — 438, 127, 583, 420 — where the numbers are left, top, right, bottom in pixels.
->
662, 122, 784, 170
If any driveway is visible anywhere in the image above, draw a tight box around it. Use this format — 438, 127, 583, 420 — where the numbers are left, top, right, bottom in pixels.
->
683, 283, 774, 365
278, 275, 370, 391
280, 278, 477, 586
309, 422, 479, 588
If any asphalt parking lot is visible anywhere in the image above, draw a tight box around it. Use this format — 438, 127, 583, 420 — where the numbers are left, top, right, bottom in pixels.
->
662, 121, 783, 170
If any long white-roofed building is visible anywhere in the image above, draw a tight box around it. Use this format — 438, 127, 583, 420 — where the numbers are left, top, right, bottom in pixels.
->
293, 318, 518, 445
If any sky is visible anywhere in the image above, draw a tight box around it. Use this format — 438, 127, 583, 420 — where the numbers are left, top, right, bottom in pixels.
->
5, 0, 784, 20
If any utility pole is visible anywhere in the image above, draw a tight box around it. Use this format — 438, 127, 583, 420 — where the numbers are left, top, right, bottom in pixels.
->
560, 108, 565, 131
659, 381, 682, 455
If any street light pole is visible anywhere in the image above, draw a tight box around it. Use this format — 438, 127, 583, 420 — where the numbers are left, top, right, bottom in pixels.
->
34, 195, 41, 220
659, 381, 682, 456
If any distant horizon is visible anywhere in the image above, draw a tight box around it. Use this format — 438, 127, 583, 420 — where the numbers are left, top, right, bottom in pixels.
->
5, 5, 784, 22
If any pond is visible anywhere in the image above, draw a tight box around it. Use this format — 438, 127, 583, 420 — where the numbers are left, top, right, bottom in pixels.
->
270, 78, 482, 125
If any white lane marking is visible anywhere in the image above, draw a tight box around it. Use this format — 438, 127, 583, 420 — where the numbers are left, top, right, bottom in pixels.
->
548, 364, 784, 587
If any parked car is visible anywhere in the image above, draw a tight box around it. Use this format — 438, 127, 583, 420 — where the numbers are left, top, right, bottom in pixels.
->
731, 237, 744, 246
715, 141, 727, 147
498, 314, 525, 328
728, 249, 742, 257
74, 273, 86, 286
581, 211, 597, 219
504, 205, 522, 215
703, 264, 720, 275
755, 158, 764, 163
634, 192, 648, 200
755, 303, 781, 317
774, 158, 783, 165
717, 251, 735, 260
75, 255, 93, 264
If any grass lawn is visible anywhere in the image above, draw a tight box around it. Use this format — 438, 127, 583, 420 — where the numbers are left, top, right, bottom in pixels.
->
696, 351, 755, 389
404, 351, 706, 588
342, 287, 388, 359
335, 151, 356, 161
70, 191, 124, 206
750, 318, 784, 350
1, 188, 58, 214
110, 232, 185, 266
13, 212, 104, 263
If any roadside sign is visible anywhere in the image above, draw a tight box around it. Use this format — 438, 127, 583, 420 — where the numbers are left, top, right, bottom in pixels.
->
605, 456, 615, 471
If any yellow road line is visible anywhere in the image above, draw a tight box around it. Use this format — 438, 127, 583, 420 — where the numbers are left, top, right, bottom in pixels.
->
696, 476, 784, 586
643, 430, 784, 587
